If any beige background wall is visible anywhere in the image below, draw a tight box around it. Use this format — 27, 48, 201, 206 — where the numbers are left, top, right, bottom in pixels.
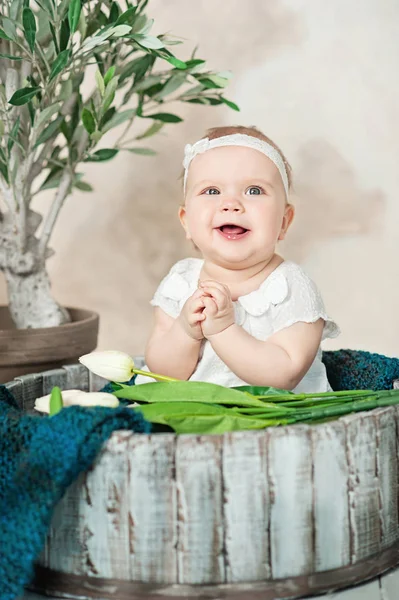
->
1, 0, 398, 357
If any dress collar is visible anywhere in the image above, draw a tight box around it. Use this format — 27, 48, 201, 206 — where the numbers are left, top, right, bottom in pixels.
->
161, 258, 289, 316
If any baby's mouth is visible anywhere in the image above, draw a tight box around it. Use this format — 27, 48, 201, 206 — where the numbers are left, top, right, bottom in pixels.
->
216, 224, 250, 240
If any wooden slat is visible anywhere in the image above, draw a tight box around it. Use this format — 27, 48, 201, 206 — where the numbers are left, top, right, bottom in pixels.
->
128, 434, 177, 583
268, 426, 313, 578
79, 431, 133, 579
343, 413, 381, 562
40, 474, 86, 575
15, 373, 43, 412
4, 379, 23, 409
41, 368, 68, 395
312, 422, 350, 571
176, 435, 224, 584
222, 431, 270, 581
62, 363, 90, 392
373, 407, 398, 549
89, 372, 109, 392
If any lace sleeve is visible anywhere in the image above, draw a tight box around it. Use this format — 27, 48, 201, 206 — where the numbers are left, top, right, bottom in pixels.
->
271, 265, 340, 341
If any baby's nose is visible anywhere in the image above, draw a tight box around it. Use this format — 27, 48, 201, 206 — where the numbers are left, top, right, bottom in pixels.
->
220, 197, 244, 212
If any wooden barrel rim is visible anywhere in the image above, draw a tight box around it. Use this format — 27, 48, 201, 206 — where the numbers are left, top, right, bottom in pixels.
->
31, 541, 399, 600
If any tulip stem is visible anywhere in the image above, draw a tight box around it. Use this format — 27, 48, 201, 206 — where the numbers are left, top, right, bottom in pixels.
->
133, 369, 180, 383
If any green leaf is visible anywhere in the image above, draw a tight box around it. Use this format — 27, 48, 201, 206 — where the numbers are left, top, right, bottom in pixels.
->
164, 55, 187, 70
126, 147, 156, 156
84, 148, 118, 162
233, 386, 292, 397
36, 0, 55, 18
8, 86, 40, 106
114, 381, 271, 408
49, 386, 63, 416
220, 97, 240, 111
81, 108, 95, 134
103, 66, 116, 86
101, 108, 135, 133
34, 116, 64, 147
22, 7, 36, 53
115, 6, 137, 26
0, 161, 9, 184
131, 34, 163, 49
49, 49, 71, 81
110, 24, 132, 37
134, 402, 275, 434
60, 17, 70, 51
0, 29, 13, 42
35, 102, 62, 130
78, 9, 87, 40
135, 120, 164, 140
108, 1, 120, 23
0, 53, 23, 61
8, 116, 20, 154
68, 0, 81, 34
119, 54, 155, 84
102, 76, 118, 113
156, 74, 186, 99
49, 22, 60, 54
2, 17, 17, 41
143, 112, 182, 123
95, 69, 105, 96
74, 180, 93, 191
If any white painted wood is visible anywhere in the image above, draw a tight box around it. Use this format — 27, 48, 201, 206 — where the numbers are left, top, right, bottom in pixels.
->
78, 431, 132, 579
268, 426, 313, 578
41, 368, 67, 395
343, 413, 381, 562
176, 435, 224, 584
373, 407, 398, 549
127, 433, 177, 583
222, 431, 270, 582
39, 473, 86, 575
312, 421, 351, 571
62, 363, 90, 391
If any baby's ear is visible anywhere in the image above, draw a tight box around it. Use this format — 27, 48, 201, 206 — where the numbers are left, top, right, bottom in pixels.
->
278, 203, 295, 240
178, 205, 191, 240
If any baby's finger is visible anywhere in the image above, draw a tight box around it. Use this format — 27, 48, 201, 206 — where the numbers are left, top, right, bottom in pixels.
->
200, 286, 228, 310
199, 280, 230, 295
202, 296, 218, 316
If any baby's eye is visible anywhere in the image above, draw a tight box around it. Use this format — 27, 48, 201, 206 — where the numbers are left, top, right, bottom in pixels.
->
246, 186, 263, 195
203, 187, 220, 195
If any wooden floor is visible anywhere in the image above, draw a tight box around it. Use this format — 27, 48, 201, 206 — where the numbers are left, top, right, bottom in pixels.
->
22, 565, 399, 600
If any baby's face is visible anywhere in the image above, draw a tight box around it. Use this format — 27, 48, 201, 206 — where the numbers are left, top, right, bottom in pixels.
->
179, 146, 293, 268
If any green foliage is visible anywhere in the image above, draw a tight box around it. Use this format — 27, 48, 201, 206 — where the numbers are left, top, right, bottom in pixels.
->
112, 382, 399, 435
49, 386, 63, 416
0, 0, 238, 199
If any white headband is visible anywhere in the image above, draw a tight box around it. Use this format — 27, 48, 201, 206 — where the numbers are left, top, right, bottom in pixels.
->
182, 133, 289, 197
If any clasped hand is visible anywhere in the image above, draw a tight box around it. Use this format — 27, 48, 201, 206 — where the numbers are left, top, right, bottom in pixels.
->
178, 280, 235, 340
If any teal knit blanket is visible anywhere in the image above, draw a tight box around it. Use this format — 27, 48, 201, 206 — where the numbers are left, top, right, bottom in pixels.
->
0, 385, 150, 600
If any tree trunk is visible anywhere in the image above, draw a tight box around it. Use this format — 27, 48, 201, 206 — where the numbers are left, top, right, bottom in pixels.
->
4, 267, 71, 329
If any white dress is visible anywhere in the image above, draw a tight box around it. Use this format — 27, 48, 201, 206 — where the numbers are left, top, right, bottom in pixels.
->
135, 258, 340, 393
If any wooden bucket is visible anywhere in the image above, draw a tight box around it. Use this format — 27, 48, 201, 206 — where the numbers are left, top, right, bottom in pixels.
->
6, 365, 399, 600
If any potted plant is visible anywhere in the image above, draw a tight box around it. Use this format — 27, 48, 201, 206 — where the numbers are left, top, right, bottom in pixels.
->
0, 0, 237, 381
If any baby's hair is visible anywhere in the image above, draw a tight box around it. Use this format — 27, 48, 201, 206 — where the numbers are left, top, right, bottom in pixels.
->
205, 125, 293, 189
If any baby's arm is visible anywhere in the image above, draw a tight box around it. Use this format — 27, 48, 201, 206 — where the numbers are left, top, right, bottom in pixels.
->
145, 290, 205, 380
207, 320, 324, 390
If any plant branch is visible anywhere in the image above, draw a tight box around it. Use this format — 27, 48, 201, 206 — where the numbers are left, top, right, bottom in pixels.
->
38, 168, 73, 259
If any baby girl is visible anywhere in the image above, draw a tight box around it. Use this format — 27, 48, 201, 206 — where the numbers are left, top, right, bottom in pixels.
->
135, 125, 340, 392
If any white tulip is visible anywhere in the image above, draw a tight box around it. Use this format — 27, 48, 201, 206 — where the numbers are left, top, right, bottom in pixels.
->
34, 390, 119, 413
79, 350, 135, 382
